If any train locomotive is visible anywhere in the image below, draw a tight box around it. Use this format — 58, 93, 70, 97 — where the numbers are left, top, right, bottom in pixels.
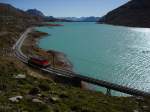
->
28, 56, 50, 68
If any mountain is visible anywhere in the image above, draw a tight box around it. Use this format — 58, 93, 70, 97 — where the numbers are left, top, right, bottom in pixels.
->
26, 9, 45, 17
44, 16, 72, 22
26, 9, 71, 22
81, 16, 100, 22
98, 0, 150, 27
0, 3, 42, 29
59, 17, 79, 21
59, 16, 100, 22
26, 9, 70, 22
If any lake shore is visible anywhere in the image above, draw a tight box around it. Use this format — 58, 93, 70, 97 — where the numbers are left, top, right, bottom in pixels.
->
22, 25, 73, 71
22, 24, 90, 89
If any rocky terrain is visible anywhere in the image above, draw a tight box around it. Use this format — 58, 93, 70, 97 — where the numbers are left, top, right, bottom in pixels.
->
99, 0, 150, 28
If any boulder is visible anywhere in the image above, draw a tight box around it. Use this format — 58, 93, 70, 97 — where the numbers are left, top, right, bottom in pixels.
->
14, 74, 26, 79
32, 98, 43, 103
50, 96, 60, 102
9, 96, 23, 102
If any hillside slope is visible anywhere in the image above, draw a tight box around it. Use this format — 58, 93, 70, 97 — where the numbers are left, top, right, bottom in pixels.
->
99, 0, 150, 27
0, 3, 42, 29
0, 3, 43, 50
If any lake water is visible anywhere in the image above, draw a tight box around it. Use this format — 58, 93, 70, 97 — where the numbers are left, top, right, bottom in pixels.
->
37, 22, 150, 96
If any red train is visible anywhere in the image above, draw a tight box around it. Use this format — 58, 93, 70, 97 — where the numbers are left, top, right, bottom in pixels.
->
28, 56, 50, 68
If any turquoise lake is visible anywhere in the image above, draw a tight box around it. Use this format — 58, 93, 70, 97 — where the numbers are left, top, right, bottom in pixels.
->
37, 22, 150, 95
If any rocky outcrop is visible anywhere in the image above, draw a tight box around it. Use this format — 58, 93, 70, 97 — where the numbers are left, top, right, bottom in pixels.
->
98, 0, 150, 28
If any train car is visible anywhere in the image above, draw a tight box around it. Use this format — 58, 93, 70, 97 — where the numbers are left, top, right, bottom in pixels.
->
28, 56, 50, 68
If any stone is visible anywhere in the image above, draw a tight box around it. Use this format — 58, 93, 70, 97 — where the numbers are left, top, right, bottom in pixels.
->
133, 110, 139, 112
142, 105, 149, 111
32, 98, 43, 103
9, 96, 23, 102
135, 96, 144, 102
14, 74, 26, 79
50, 96, 60, 102
37, 94, 42, 97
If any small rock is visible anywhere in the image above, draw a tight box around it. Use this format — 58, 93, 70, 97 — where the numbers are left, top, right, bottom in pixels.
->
32, 98, 43, 103
37, 94, 42, 97
135, 96, 144, 102
142, 105, 149, 110
133, 110, 139, 112
9, 96, 23, 102
50, 96, 60, 102
14, 74, 26, 79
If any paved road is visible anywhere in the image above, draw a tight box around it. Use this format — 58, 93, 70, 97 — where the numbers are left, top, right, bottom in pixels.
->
13, 27, 150, 97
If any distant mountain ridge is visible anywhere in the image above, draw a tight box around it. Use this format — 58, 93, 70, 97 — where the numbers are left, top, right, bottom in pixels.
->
82, 16, 100, 22
60, 16, 100, 22
98, 0, 150, 27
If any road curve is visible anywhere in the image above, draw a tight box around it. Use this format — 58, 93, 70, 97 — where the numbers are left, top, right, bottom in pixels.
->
13, 27, 150, 97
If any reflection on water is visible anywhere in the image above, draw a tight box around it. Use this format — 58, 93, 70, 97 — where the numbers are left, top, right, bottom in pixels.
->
37, 22, 150, 96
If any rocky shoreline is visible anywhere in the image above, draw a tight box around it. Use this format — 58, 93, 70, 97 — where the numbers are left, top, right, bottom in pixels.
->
22, 25, 73, 71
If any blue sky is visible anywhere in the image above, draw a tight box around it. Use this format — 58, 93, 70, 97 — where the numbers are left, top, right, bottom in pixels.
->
0, 0, 129, 17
